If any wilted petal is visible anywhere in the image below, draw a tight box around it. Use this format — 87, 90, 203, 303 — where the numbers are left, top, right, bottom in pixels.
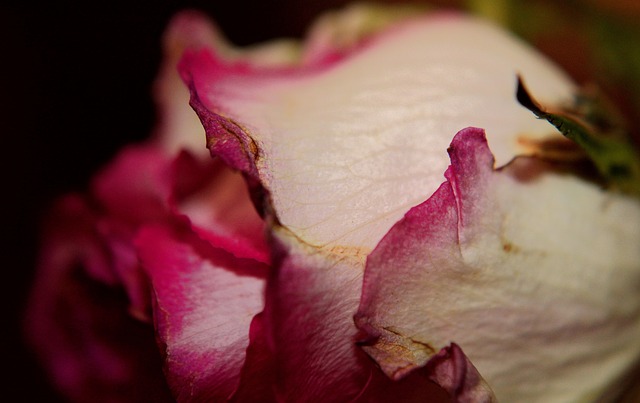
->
228, 313, 278, 402
176, 156, 269, 263
356, 127, 640, 402
181, 6, 585, 401
181, 12, 575, 254
153, 10, 220, 157
152, 10, 299, 156
250, 232, 451, 401
31, 143, 268, 401
25, 195, 172, 402
261, 235, 371, 400
92, 145, 173, 224
425, 343, 495, 403
136, 223, 268, 401
300, 3, 430, 65
88, 144, 226, 319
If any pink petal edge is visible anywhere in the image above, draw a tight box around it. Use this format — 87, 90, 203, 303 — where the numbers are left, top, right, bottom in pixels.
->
135, 223, 268, 401
355, 128, 497, 400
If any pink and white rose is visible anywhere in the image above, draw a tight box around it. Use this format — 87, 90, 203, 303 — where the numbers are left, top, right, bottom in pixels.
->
26, 4, 640, 402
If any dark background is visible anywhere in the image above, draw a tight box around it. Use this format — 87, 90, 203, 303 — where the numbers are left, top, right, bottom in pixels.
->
2, 0, 636, 401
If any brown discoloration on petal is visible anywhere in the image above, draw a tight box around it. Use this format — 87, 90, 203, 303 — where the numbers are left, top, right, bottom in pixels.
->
227, 118, 260, 164
358, 324, 437, 381
207, 116, 261, 163
502, 241, 516, 253
273, 222, 370, 268
324, 244, 370, 266
517, 135, 585, 161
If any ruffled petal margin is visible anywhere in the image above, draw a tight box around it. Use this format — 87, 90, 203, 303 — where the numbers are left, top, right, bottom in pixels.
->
356, 128, 640, 402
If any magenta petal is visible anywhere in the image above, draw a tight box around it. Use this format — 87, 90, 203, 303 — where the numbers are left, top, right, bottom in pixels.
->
185, 72, 262, 181
92, 145, 173, 223
229, 313, 278, 402
86, 145, 177, 319
135, 223, 268, 401
262, 244, 370, 401
24, 195, 172, 402
248, 236, 450, 402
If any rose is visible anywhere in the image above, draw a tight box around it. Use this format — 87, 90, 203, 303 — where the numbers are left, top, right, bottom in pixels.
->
26, 4, 640, 402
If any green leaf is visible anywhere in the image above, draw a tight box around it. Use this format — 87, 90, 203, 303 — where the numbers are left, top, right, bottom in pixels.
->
517, 76, 640, 197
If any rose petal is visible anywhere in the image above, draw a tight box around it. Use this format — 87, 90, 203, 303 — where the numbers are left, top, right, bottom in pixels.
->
88, 145, 222, 319
249, 232, 452, 402
153, 10, 217, 157
260, 234, 372, 400
36, 143, 268, 400
88, 136, 267, 320
92, 145, 173, 224
181, 12, 575, 255
24, 195, 172, 402
425, 343, 495, 403
135, 223, 268, 401
300, 3, 431, 65
177, 156, 269, 263
356, 127, 640, 401
227, 313, 278, 402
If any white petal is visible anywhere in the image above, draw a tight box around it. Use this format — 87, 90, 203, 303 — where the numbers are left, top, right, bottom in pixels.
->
188, 13, 575, 254
356, 128, 640, 402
